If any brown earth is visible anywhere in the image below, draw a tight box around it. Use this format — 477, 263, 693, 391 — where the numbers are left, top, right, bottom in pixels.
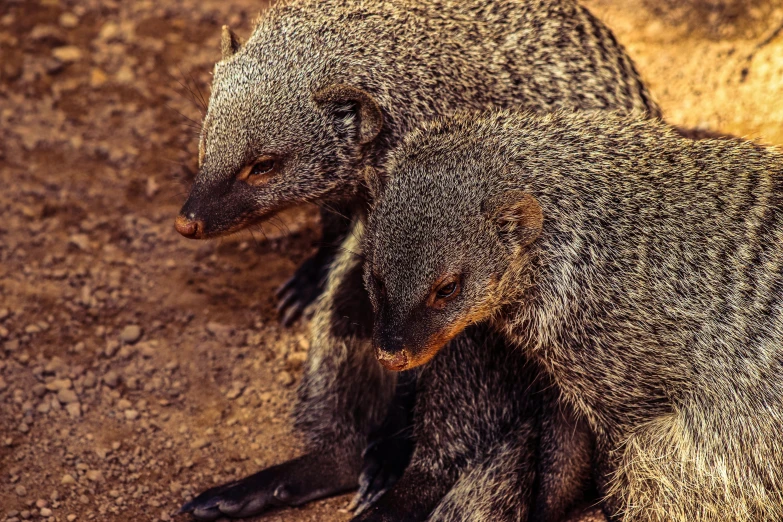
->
1, 1, 781, 521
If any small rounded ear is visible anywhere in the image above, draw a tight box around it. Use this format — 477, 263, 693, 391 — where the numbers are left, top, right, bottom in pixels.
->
363, 166, 387, 201
313, 84, 383, 145
221, 25, 243, 59
483, 190, 543, 251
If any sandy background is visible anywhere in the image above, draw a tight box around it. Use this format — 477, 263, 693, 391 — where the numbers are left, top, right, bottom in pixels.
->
1, 0, 781, 521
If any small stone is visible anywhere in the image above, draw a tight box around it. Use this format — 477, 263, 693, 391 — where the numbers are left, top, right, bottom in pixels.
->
124, 409, 139, 420
15, 485, 26, 496
39, 508, 52, 517
35, 499, 48, 509
276, 371, 295, 387
98, 22, 120, 41
61, 475, 75, 486
52, 46, 82, 63
206, 322, 233, 337
65, 403, 81, 418
58, 12, 78, 28
189, 438, 210, 450
18, 423, 29, 433
119, 325, 142, 344
5, 339, 20, 351
103, 371, 119, 388
286, 352, 307, 371
225, 382, 245, 400
90, 68, 108, 88
57, 389, 78, 404
82, 372, 96, 388
116, 398, 132, 410
104, 340, 119, 357
85, 470, 103, 482
0, 308, 9, 321
67, 515, 76, 522
0, 376, 7, 391
115, 64, 135, 83
46, 378, 72, 392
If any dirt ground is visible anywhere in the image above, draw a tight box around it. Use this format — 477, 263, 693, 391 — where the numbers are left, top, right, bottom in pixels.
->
1, 1, 781, 521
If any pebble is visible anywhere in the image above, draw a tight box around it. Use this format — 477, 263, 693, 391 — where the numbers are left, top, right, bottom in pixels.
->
104, 340, 119, 357
39, 508, 52, 517
225, 382, 245, 400
189, 438, 210, 450
61, 475, 75, 486
58, 12, 79, 28
85, 470, 103, 482
0, 308, 9, 321
117, 399, 132, 410
57, 389, 78, 404
124, 409, 139, 420
206, 322, 233, 337
67, 515, 76, 522
0, 377, 7, 391
15, 485, 26, 496
277, 371, 295, 387
52, 46, 83, 63
65, 403, 81, 418
103, 371, 120, 388
119, 325, 142, 344
46, 378, 72, 392
286, 352, 307, 371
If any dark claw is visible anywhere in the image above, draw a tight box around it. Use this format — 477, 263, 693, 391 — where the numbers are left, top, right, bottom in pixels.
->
275, 274, 297, 299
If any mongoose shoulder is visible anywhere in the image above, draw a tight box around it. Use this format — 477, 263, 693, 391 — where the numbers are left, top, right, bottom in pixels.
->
363, 109, 783, 521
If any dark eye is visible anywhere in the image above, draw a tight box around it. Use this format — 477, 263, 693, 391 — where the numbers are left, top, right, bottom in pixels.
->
436, 281, 459, 299
250, 158, 276, 176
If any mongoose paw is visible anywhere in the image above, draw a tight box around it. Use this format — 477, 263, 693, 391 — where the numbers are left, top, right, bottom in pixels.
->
347, 426, 415, 515
179, 453, 356, 520
276, 252, 329, 326
178, 472, 281, 520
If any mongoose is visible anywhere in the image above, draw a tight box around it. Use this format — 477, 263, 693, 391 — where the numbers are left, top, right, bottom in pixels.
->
362, 109, 783, 521
175, 0, 659, 518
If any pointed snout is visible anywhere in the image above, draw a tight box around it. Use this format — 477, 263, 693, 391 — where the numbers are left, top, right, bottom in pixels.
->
174, 214, 204, 239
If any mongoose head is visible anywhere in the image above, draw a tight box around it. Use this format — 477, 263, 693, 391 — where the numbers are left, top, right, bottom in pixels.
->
363, 119, 543, 370
175, 26, 383, 239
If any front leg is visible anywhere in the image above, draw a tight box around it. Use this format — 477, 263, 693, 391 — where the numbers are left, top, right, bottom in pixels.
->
349, 369, 418, 515
276, 204, 353, 325
179, 451, 359, 520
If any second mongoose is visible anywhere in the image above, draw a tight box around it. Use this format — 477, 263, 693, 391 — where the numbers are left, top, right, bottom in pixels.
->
362, 110, 783, 521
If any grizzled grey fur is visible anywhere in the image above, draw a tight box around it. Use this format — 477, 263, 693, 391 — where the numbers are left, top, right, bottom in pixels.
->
363, 109, 783, 522
177, 0, 661, 518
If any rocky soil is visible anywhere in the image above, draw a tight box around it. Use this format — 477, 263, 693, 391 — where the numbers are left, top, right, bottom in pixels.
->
0, 0, 781, 521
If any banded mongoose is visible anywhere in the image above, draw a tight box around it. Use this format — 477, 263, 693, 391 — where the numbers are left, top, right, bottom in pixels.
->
174, 0, 659, 518
362, 109, 783, 522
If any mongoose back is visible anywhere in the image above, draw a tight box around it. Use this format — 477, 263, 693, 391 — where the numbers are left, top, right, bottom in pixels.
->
362, 110, 783, 521
177, 0, 660, 518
